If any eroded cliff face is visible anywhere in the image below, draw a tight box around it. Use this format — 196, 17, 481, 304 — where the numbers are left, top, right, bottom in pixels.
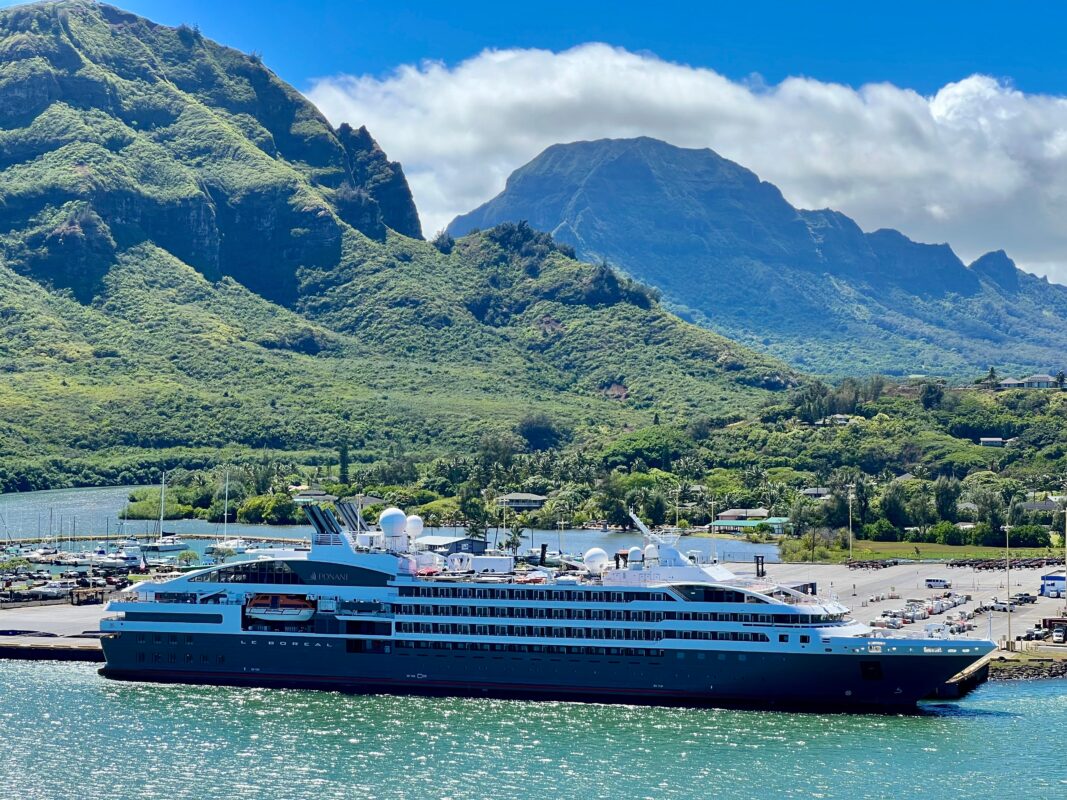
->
0, 0, 422, 306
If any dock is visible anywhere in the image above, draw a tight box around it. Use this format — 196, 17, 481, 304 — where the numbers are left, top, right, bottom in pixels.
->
6, 532, 300, 545
0, 635, 103, 662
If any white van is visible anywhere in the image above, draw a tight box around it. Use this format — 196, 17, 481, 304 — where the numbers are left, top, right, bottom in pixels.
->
925, 578, 952, 589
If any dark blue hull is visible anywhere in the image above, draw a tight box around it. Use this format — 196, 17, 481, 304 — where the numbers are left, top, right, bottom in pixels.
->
99, 632, 982, 711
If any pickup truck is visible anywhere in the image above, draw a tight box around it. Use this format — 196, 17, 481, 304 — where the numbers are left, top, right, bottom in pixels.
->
991, 599, 1017, 612
1010, 593, 1037, 604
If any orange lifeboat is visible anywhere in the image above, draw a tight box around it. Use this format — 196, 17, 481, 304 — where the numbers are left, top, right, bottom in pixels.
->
245, 594, 316, 622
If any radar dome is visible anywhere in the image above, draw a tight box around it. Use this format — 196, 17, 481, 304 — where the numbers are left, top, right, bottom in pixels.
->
378, 507, 407, 538
406, 515, 425, 538
643, 544, 660, 563
583, 547, 609, 573
627, 546, 643, 561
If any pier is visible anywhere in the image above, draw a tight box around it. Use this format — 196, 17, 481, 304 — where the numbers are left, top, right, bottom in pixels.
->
5, 532, 301, 545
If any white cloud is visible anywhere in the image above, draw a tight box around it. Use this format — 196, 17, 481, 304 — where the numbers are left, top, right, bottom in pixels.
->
306, 44, 1067, 282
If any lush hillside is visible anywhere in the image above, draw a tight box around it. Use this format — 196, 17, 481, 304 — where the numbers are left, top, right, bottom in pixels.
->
449, 137, 1067, 378
0, 2, 794, 491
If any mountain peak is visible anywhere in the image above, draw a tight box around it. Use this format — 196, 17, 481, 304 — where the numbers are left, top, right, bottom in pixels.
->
449, 135, 1067, 376
969, 249, 1020, 291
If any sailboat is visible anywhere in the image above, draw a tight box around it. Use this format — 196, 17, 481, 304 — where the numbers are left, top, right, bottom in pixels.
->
142, 472, 185, 552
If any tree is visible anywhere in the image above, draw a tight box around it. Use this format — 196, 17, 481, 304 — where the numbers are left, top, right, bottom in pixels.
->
933, 475, 961, 522
985, 366, 998, 385
908, 486, 934, 536
971, 487, 1005, 535
516, 413, 564, 452
880, 481, 909, 529
1058, 370, 1066, 390
177, 551, 199, 565
338, 443, 350, 485
919, 382, 944, 410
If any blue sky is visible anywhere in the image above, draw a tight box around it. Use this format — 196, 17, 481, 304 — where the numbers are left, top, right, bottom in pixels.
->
34, 0, 1067, 96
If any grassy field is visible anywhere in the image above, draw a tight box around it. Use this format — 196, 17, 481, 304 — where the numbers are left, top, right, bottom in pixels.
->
848, 539, 1065, 562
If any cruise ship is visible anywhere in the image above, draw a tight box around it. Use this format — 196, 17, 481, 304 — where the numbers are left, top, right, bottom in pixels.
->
99, 503, 995, 710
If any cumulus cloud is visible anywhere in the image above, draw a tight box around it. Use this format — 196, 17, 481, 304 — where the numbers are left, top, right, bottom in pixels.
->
307, 44, 1067, 282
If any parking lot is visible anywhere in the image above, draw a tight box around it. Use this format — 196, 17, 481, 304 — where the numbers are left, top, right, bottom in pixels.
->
762, 560, 1067, 644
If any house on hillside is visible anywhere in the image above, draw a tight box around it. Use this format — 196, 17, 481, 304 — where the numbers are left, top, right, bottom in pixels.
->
1024, 373, 1056, 389
997, 378, 1025, 389
800, 487, 831, 500
1020, 500, 1059, 514
716, 508, 769, 521
815, 414, 853, 426
979, 437, 1004, 447
496, 492, 548, 511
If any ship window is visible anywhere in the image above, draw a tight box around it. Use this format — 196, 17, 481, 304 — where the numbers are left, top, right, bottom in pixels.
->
779, 634, 789, 643
189, 560, 303, 585
800, 635, 810, 644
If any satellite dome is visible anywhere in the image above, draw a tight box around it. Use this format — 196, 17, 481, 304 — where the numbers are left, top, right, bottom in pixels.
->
643, 544, 660, 563
378, 507, 407, 537
406, 515, 425, 538
583, 547, 609, 573
627, 546, 643, 561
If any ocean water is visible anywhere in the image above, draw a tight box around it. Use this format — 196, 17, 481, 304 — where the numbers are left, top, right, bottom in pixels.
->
0, 662, 1063, 800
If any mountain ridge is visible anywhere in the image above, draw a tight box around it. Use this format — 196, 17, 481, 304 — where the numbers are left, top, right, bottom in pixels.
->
449, 136, 1067, 376
0, 1, 794, 490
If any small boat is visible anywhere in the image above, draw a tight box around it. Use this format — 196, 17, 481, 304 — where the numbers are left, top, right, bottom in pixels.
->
206, 538, 247, 554
142, 535, 186, 552
244, 594, 316, 622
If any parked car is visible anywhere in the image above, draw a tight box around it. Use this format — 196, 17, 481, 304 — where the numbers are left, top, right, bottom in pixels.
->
1010, 593, 1037, 604
991, 599, 1017, 612
1053, 628, 1066, 644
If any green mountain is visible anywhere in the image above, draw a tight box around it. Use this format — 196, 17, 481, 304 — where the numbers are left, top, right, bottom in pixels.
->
0, 1, 793, 491
449, 137, 1067, 377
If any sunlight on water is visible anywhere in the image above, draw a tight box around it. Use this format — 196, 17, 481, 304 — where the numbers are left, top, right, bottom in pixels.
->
0, 662, 1063, 800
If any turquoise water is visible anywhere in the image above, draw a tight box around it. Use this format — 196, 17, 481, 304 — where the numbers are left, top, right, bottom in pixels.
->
0, 662, 1063, 800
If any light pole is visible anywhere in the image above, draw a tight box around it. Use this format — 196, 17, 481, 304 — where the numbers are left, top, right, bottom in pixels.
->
1005, 522, 1012, 650
847, 484, 855, 563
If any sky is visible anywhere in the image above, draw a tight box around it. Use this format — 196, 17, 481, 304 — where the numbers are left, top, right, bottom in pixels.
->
9, 1, 1067, 280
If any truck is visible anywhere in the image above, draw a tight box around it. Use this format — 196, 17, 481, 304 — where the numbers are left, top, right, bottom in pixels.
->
925, 578, 952, 589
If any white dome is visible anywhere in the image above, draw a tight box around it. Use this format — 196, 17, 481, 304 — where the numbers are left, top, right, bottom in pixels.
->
406, 515, 424, 538
643, 544, 660, 562
627, 546, 643, 561
378, 507, 407, 537
583, 547, 609, 573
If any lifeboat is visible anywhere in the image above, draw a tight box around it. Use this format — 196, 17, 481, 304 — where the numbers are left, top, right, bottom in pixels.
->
516, 571, 548, 584
245, 594, 316, 622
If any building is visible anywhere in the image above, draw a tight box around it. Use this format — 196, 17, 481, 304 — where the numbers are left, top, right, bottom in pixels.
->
292, 489, 338, 504
800, 487, 831, 500
1039, 569, 1065, 598
413, 535, 488, 556
997, 378, 1025, 389
1024, 373, 1056, 389
815, 414, 853, 426
716, 508, 769, 521
1020, 500, 1060, 514
496, 492, 548, 511
711, 517, 790, 535
979, 437, 1004, 447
